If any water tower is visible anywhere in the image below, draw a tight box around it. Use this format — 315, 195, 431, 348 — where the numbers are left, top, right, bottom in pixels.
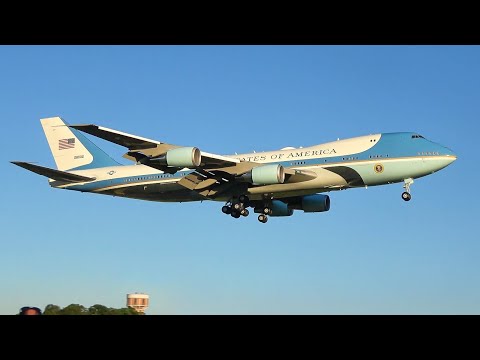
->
126, 293, 149, 314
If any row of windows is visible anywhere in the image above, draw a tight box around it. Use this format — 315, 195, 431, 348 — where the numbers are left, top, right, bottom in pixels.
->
412, 134, 425, 139
125, 175, 169, 182
291, 155, 391, 165
369, 139, 377, 142
418, 152, 440, 156
123, 173, 189, 183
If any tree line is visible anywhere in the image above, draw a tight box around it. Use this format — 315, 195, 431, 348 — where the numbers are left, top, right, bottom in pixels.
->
42, 303, 140, 315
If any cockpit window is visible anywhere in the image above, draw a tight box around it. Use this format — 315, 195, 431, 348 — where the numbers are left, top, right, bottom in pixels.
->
412, 134, 424, 139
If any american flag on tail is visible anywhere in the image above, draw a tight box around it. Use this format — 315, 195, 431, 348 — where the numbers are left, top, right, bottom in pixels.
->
59, 138, 75, 150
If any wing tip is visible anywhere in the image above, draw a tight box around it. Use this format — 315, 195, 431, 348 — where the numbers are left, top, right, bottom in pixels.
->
69, 124, 96, 129
10, 161, 27, 166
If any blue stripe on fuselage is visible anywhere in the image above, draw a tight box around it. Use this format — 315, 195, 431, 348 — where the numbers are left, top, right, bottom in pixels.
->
65, 171, 192, 192
63, 132, 452, 192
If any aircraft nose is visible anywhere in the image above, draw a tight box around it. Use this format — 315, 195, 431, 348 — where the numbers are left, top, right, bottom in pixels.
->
425, 144, 457, 173
443, 146, 457, 162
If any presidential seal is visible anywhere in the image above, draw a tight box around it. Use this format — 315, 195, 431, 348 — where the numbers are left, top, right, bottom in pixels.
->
374, 164, 384, 173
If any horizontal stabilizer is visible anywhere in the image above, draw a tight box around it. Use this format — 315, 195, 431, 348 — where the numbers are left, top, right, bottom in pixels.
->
11, 162, 96, 183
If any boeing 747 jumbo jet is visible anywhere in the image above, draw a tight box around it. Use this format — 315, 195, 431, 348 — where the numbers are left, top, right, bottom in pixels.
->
12, 117, 457, 223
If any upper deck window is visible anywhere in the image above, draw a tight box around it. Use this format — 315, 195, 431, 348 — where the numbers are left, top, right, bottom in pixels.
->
412, 134, 424, 139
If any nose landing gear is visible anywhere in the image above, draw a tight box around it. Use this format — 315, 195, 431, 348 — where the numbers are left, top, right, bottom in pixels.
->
402, 178, 413, 201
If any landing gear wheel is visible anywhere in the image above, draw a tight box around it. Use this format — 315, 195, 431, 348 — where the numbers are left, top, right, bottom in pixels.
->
231, 210, 241, 218
258, 214, 268, 223
222, 205, 232, 214
263, 207, 271, 215
239, 195, 250, 207
241, 209, 249, 217
402, 192, 411, 201
233, 202, 243, 211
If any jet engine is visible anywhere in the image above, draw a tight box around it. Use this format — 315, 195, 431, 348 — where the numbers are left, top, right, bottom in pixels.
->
269, 200, 293, 217
149, 147, 201, 167
253, 200, 293, 217
237, 164, 285, 185
287, 194, 331, 213
300, 194, 330, 212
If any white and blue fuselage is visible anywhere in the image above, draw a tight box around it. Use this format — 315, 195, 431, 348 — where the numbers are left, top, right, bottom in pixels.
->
57, 132, 456, 202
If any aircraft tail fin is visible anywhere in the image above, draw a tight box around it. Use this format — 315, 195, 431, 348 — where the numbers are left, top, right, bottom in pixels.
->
40, 117, 120, 171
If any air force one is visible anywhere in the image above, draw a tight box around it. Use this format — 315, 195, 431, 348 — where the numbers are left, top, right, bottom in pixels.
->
12, 117, 457, 223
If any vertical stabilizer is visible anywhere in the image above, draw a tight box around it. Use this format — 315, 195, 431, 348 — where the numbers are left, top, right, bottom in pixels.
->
40, 117, 120, 171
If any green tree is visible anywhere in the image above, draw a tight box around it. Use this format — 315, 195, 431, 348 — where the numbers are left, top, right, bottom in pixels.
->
88, 304, 111, 315
60, 304, 88, 315
43, 304, 62, 315
109, 307, 139, 315
38, 303, 141, 315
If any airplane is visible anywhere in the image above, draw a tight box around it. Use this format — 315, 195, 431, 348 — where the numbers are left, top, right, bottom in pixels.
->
11, 117, 457, 223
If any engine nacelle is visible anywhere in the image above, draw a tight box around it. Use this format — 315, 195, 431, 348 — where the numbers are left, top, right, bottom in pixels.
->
270, 200, 293, 217
254, 200, 293, 216
301, 194, 330, 213
150, 147, 201, 167
237, 164, 285, 185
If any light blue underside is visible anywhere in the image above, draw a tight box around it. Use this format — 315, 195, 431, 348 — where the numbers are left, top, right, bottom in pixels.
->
65, 132, 455, 193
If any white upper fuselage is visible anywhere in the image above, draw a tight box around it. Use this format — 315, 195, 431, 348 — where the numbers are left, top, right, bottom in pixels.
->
57, 132, 456, 202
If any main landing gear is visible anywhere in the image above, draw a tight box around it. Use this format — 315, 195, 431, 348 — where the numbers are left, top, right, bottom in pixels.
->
221, 195, 275, 224
221, 195, 270, 224
402, 178, 414, 201
255, 204, 273, 223
222, 195, 250, 219
257, 214, 268, 223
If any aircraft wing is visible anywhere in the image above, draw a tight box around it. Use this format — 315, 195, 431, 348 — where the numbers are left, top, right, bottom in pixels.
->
69, 123, 316, 199
70, 124, 240, 168
176, 166, 317, 199
199, 151, 240, 167
70, 124, 169, 151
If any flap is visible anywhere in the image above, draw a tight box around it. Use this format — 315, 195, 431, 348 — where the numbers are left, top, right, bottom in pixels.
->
200, 151, 240, 167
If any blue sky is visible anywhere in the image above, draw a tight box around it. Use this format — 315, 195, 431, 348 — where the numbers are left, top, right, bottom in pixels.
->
1, 46, 478, 314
